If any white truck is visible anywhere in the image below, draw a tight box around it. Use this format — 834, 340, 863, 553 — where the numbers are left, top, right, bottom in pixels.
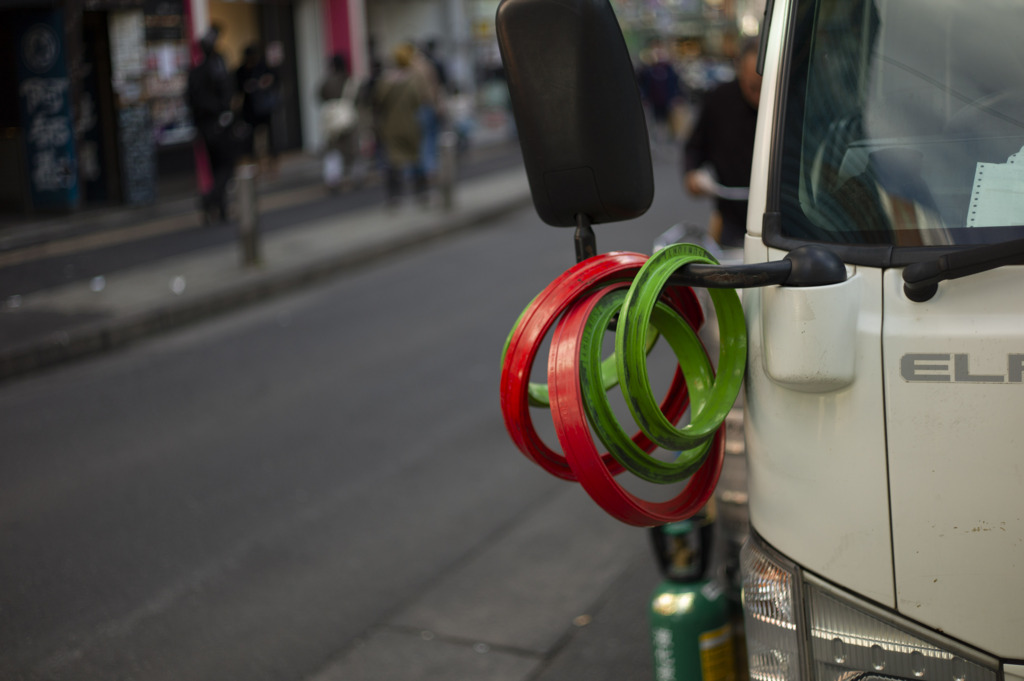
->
495, 0, 1023, 678
739, 1, 1023, 680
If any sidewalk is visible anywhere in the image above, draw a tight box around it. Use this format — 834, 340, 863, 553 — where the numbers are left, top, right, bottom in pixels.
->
0, 151, 326, 250
0, 151, 533, 382
307, 484, 662, 681
304, 409, 748, 681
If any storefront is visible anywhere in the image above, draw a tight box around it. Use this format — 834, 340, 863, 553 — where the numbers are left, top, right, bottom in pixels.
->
0, 0, 492, 217
0, 1, 83, 212
142, 0, 196, 189
0, 0, 195, 213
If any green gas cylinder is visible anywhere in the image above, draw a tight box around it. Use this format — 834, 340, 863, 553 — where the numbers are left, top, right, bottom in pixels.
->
649, 508, 735, 681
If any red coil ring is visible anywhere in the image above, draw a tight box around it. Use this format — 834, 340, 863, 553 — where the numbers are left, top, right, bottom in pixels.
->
499, 252, 703, 481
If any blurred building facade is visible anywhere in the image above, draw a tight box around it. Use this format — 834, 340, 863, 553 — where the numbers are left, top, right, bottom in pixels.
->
0, 0, 482, 216
0, 0, 757, 217
614, 0, 764, 54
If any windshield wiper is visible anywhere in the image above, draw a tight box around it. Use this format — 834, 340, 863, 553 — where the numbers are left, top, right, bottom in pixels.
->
902, 236, 1024, 302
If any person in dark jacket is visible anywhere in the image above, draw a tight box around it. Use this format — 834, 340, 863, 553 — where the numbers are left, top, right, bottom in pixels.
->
682, 40, 762, 247
236, 44, 280, 176
187, 26, 236, 224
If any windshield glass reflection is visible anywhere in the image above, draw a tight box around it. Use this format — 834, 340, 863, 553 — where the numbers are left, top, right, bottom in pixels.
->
781, 0, 1024, 247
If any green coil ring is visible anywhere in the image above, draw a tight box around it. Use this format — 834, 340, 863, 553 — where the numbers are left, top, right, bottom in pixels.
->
615, 243, 746, 451
579, 288, 715, 483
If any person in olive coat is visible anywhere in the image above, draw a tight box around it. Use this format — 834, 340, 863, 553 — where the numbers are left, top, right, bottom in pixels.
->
372, 43, 430, 205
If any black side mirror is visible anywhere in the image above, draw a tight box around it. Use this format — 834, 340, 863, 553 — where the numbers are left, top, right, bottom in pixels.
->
496, 0, 653, 228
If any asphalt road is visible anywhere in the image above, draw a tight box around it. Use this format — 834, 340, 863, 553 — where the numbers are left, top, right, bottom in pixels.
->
0, 147, 715, 680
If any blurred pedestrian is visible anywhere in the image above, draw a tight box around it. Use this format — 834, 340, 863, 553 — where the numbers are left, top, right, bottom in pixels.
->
357, 57, 385, 168
319, 54, 360, 192
373, 43, 429, 206
236, 43, 280, 178
187, 25, 237, 224
412, 42, 444, 181
682, 39, 761, 248
637, 42, 684, 144
421, 39, 449, 92
446, 85, 475, 155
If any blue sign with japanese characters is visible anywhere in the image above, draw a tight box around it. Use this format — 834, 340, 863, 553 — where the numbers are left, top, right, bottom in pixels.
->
17, 10, 79, 210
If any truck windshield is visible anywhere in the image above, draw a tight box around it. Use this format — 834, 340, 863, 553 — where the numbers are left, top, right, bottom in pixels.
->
779, 0, 1024, 247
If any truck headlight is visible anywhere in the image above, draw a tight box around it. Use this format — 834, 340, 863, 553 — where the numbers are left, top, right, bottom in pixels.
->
740, 533, 999, 681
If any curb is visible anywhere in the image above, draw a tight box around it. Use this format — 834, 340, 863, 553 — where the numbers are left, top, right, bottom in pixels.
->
0, 191, 533, 384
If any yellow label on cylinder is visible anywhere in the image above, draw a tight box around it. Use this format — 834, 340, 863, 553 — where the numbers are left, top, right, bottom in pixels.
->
699, 624, 735, 681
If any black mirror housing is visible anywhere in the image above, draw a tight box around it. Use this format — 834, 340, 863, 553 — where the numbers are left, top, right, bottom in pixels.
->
496, 0, 654, 227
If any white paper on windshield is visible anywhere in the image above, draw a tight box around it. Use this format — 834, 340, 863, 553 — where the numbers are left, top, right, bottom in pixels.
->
967, 146, 1024, 227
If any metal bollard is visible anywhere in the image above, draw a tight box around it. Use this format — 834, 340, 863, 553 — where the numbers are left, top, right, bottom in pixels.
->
437, 131, 458, 211
236, 163, 261, 267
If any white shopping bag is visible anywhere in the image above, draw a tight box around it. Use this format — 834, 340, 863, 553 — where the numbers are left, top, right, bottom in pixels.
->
323, 149, 343, 187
